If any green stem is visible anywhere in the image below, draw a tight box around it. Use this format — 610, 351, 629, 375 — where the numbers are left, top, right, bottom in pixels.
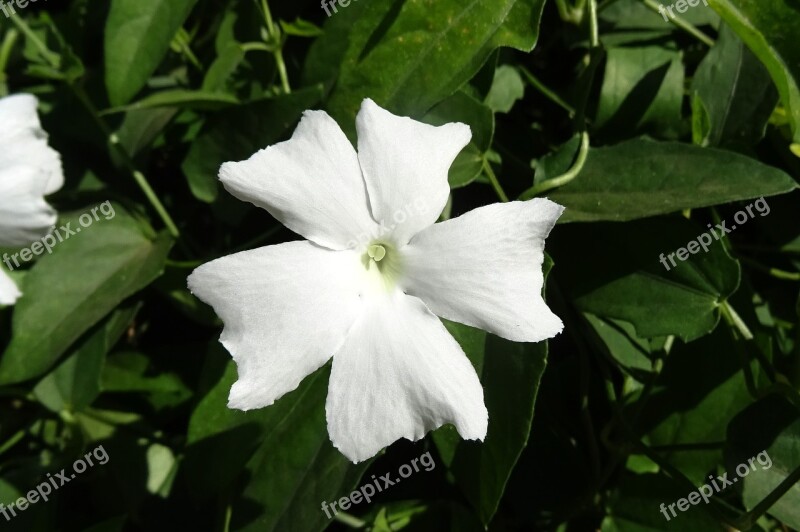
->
333, 511, 366, 528
8, 14, 59, 68
71, 86, 180, 238
739, 256, 800, 281
720, 300, 753, 341
639, 0, 715, 47
0, 28, 19, 95
588, 0, 600, 47
259, 0, 291, 93
520, 131, 590, 199
240, 42, 273, 53
519, 66, 576, 116
173, 28, 203, 71
482, 158, 509, 203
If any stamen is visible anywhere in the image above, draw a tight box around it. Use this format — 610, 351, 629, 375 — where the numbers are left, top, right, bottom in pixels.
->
367, 244, 386, 262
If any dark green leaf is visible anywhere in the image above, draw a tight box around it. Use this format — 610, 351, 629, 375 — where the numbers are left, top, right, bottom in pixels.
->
547, 139, 797, 223
0, 206, 172, 384
104, 0, 199, 106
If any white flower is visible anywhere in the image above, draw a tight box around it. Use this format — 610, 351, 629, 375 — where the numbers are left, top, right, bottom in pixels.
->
0, 94, 64, 305
188, 99, 564, 463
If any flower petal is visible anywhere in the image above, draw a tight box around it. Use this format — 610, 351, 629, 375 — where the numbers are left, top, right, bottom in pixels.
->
356, 99, 471, 246
402, 199, 564, 343
187, 241, 364, 410
0, 166, 57, 247
0, 94, 64, 194
0, 269, 21, 306
219, 110, 378, 250
326, 291, 487, 463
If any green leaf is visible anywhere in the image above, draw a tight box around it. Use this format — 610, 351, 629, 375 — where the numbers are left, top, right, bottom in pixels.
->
202, 43, 246, 92
725, 395, 800, 530
484, 65, 525, 114
601, 0, 719, 31
308, 0, 547, 129
33, 303, 141, 413
432, 257, 552, 524
0, 206, 173, 385
182, 360, 370, 531
114, 107, 178, 157
102, 351, 190, 397
596, 45, 685, 140
692, 23, 777, 150
583, 314, 661, 383
104, 0, 199, 106
602, 472, 724, 531
635, 327, 759, 483
708, 0, 800, 143
279, 18, 324, 38
551, 218, 740, 341
546, 138, 797, 223
102, 89, 238, 115
181, 86, 323, 203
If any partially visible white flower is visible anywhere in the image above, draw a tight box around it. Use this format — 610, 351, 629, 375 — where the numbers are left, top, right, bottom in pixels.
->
0, 94, 64, 305
188, 99, 564, 463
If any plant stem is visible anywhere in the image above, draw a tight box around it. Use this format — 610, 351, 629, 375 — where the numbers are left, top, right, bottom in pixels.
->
520, 131, 590, 199
333, 511, 366, 528
519, 66, 576, 116
719, 300, 753, 341
588, 0, 600, 47
482, 158, 509, 203
639, 0, 715, 47
739, 256, 800, 281
0, 28, 19, 95
71, 85, 181, 238
8, 14, 59, 68
260, 0, 291, 93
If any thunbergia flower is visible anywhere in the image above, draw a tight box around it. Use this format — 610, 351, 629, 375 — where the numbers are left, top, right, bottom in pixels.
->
0, 94, 64, 305
188, 99, 564, 463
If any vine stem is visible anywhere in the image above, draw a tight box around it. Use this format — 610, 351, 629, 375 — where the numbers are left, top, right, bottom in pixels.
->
639, 0, 715, 47
71, 86, 181, 238
482, 158, 509, 203
519, 131, 590, 199
259, 0, 291, 93
519, 66, 576, 116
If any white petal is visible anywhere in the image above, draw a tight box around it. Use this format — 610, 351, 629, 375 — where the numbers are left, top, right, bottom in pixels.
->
188, 241, 365, 410
326, 291, 487, 463
0, 94, 40, 132
0, 94, 64, 194
402, 199, 564, 343
0, 166, 57, 247
219, 110, 378, 250
356, 99, 471, 246
0, 269, 21, 306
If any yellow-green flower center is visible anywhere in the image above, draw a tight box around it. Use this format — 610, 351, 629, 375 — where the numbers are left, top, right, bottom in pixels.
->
367, 244, 386, 262
361, 241, 402, 291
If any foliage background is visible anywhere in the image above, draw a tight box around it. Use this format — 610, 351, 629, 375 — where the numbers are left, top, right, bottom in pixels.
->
0, 0, 799, 530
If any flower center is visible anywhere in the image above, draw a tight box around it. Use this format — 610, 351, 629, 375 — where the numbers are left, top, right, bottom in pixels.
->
367, 244, 386, 262
361, 240, 402, 291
